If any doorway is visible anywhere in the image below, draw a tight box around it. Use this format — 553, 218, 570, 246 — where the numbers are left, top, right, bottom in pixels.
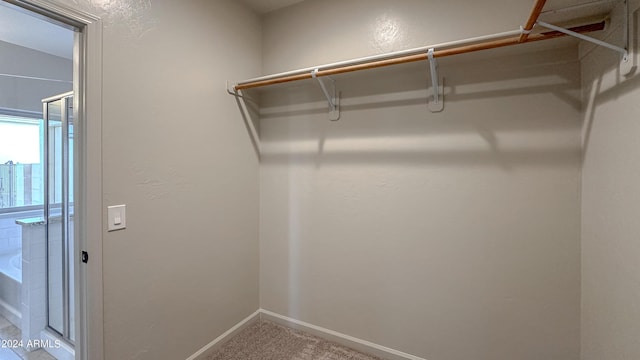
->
0, 1, 102, 359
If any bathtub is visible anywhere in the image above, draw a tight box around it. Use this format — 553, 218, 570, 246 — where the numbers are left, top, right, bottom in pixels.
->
0, 250, 21, 326
0, 251, 21, 282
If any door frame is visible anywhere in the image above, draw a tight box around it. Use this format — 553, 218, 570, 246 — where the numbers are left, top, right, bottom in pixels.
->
1, 1, 103, 359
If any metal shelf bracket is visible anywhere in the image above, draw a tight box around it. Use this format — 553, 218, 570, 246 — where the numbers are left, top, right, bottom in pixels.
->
537, 0, 636, 76
226, 80, 248, 99
311, 69, 340, 121
428, 48, 444, 113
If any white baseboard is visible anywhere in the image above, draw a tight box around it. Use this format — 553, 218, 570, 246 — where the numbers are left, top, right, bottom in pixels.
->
186, 310, 261, 360
259, 309, 426, 360
187, 308, 426, 360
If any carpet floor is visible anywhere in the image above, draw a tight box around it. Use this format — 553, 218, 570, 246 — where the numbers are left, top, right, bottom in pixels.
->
206, 319, 386, 360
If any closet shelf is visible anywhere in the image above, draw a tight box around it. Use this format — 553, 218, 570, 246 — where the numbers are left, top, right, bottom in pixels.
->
233, 21, 603, 92
228, 0, 632, 113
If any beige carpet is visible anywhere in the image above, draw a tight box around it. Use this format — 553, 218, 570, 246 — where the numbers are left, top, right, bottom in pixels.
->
206, 319, 386, 360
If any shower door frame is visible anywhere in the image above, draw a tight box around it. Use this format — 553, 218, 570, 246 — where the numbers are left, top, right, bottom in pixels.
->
1, 1, 104, 359
42, 91, 74, 344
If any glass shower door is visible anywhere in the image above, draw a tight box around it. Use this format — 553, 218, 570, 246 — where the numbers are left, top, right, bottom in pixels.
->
43, 92, 75, 344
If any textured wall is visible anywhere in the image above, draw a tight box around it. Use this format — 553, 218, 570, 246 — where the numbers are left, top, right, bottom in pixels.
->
258, 1, 582, 359
261, 0, 533, 74
581, 1, 640, 359
48, 0, 262, 359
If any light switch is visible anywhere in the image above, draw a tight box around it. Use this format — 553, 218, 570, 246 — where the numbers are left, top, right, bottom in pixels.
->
108, 204, 126, 231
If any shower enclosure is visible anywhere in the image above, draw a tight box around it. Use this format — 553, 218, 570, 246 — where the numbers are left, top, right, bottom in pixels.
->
2, 92, 75, 359
43, 92, 75, 344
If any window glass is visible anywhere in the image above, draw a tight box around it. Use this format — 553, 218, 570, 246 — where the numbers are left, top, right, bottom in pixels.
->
0, 114, 43, 208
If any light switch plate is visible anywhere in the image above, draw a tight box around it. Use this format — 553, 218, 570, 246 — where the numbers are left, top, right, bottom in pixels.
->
107, 204, 126, 231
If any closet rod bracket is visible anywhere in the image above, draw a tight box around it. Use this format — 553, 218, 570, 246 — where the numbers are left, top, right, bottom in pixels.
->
227, 80, 249, 99
537, 20, 627, 57
537, 1, 636, 77
311, 69, 340, 121
427, 48, 444, 113
621, 0, 636, 76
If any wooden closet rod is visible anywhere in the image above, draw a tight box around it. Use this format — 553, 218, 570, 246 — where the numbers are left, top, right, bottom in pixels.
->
234, 0, 600, 91
234, 21, 603, 91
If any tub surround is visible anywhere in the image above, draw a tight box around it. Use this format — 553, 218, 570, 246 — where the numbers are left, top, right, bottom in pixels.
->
16, 213, 73, 355
18, 217, 47, 351
14, 218, 47, 226
15, 213, 72, 227
0, 213, 25, 330
0, 270, 20, 328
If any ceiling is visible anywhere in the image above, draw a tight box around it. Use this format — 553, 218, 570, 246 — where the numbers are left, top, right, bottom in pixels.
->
240, 0, 306, 14
238, 0, 616, 17
0, 0, 304, 59
0, 3, 74, 59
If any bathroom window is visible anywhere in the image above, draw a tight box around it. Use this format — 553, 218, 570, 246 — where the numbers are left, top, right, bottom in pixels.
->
0, 113, 43, 210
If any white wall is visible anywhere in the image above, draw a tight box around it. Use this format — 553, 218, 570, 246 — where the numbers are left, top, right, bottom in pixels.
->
0, 40, 72, 113
48, 0, 262, 359
580, 1, 640, 359
258, 1, 582, 359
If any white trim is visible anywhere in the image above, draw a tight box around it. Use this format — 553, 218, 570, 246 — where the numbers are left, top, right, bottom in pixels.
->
259, 310, 427, 360
0, 107, 42, 118
73, 10, 104, 360
186, 309, 427, 360
0, 73, 73, 83
40, 329, 74, 360
185, 310, 261, 360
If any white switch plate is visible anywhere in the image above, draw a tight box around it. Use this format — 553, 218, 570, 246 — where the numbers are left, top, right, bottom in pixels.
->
107, 204, 126, 231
